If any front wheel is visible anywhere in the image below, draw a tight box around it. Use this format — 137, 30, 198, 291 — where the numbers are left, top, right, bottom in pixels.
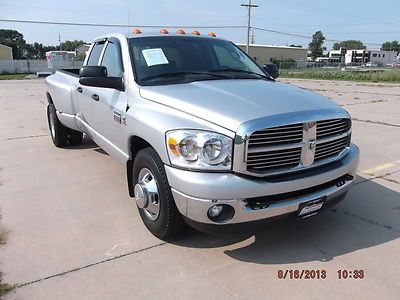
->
133, 148, 185, 239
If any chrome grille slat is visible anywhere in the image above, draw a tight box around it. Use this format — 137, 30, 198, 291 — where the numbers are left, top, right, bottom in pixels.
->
246, 118, 351, 174
315, 144, 348, 157
254, 124, 303, 132
250, 132, 303, 138
317, 124, 348, 134
252, 130, 303, 138
250, 160, 300, 169
247, 142, 304, 153
248, 137, 303, 145
316, 137, 350, 151
247, 157, 300, 166
316, 119, 343, 125
315, 149, 345, 160
248, 152, 301, 162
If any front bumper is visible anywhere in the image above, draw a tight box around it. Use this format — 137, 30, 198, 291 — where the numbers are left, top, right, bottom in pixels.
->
166, 143, 359, 225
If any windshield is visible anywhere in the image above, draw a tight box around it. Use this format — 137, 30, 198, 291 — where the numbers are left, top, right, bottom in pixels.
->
128, 36, 270, 86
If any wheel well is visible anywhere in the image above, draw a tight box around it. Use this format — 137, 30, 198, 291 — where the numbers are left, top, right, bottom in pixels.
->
126, 136, 153, 197
46, 92, 53, 104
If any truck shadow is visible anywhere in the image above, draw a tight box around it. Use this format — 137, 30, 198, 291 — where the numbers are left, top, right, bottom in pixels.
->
172, 176, 400, 264
65, 135, 109, 156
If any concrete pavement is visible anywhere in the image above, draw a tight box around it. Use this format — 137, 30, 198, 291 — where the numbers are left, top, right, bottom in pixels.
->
0, 78, 399, 299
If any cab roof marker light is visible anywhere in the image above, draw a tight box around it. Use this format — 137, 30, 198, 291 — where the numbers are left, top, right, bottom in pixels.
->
176, 29, 186, 34
208, 32, 216, 37
191, 30, 201, 35
132, 28, 142, 34
160, 28, 169, 34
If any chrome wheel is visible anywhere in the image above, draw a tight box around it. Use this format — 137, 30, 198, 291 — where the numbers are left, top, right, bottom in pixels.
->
134, 168, 160, 221
49, 110, 56, 139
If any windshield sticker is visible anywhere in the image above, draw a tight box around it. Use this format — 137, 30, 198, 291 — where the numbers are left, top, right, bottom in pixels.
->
142, 48, 169, 67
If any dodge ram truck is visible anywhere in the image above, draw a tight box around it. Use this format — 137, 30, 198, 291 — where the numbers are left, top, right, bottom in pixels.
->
45, 31, 359, 239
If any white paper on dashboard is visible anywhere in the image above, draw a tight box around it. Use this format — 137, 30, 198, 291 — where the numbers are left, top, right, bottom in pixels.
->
142, 48, 169, 66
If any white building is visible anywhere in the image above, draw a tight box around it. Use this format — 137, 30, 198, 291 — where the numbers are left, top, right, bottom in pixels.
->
369, 50, 399, 66
345, 49, 370, 65
344, 49, 399, 66
328, 48, 346, 63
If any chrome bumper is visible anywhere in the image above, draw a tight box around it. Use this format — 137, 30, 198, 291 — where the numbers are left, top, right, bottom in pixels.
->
167, 144, 359, 225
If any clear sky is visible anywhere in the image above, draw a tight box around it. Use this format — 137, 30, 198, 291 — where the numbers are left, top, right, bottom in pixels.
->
1, 0, 399, 50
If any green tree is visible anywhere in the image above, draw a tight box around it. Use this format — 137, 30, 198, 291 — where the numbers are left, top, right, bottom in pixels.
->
332, 40, 366, 50
0, 29, 26, 59
308, 31, 325, 61
381, 40, 400, 51
60, 40, 87, 51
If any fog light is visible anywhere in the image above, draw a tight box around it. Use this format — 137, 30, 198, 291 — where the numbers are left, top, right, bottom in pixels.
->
208, 205, 223, 217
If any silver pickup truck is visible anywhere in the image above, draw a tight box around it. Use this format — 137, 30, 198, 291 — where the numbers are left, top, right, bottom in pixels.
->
45, 32, 359, 239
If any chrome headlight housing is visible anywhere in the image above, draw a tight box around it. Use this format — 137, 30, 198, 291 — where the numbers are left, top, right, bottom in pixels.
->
166, 130, 232, 171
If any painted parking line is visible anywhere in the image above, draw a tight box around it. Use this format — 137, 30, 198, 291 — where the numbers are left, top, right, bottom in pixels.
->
361, 160, 400, 175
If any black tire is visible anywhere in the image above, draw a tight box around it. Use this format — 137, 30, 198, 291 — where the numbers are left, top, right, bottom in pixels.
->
68, 129, 83, 146
133, 147, 186, 239
47, 104, 68, 148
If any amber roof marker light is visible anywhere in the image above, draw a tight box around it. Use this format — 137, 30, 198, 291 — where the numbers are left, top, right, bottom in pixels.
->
176, 29, 186, 34
160, 28, 169, 34
132, 28, 142, 34
208, 32, 216, 37
191, 30, 201, 35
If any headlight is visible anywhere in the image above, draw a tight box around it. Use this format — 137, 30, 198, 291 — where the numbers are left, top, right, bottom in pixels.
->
166, 130, 232, 171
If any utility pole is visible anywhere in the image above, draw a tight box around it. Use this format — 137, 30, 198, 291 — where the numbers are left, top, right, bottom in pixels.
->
58, 33, 62, 50
250, 28, 256, 44
241, 0, 258, 54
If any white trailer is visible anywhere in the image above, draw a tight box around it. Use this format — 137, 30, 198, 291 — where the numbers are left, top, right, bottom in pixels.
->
45, 51, 76, 69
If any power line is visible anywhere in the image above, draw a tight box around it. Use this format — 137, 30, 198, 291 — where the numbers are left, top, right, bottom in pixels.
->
252, 27, 382, 46
269, 0, 381, 23
0, 18, 384, 46
0, 18, 246, 29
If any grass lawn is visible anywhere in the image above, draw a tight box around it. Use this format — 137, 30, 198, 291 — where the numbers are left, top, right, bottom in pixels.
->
0, 74, 30, 80
279, 69, 400, 83
0, 223, 14, 298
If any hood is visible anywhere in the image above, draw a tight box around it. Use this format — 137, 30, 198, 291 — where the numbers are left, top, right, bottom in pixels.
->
139, 79, 344, 132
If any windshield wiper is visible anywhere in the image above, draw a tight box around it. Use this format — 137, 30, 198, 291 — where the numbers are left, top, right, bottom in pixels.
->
208, 68, 272, 80
141, 71, 229, 82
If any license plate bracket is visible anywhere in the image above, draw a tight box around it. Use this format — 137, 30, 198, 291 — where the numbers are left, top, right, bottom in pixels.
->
297, 197, 326, 219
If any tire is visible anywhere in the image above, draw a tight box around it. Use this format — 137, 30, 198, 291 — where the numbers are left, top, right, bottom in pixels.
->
47, 104, 68, 147
68, 129, 83, 146
133, 147, 185, 239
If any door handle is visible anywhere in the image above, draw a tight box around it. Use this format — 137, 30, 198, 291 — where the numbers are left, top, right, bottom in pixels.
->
76, 86, 83, 93
91, 94, 100, 101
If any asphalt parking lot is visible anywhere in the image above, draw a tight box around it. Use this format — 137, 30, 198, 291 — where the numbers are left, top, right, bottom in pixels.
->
0, 78, 399, 299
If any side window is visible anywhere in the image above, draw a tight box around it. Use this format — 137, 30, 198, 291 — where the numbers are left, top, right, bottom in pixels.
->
101, 42, 123, 77
86, 42, 105, 66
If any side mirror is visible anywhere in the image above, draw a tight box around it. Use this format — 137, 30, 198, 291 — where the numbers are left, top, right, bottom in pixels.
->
79, 66, 125, 91
263, 63, 279, 79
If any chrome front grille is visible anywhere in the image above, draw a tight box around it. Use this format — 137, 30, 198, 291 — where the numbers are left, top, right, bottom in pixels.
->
314, 135, 351, 162
247, 147, 302, 172
316, 119, 351, 139
248, 124, 303, 148
245, 118, 351, 175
